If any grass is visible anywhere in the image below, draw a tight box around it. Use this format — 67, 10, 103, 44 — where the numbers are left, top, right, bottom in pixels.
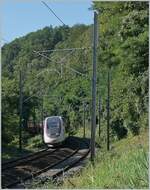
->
68, 148, 148, 189
62, 130, 149, 189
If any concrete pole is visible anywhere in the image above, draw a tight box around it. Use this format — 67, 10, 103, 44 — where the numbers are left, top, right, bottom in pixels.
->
19, 70, 23, 151
98, 95, 101, 137
107, 70, 110, 151
83, 102, 86, 138
61, 62, 63, 78
91, 11, 98, 162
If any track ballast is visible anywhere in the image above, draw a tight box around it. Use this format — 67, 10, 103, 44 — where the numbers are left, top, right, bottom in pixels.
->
2, 136, 90, 189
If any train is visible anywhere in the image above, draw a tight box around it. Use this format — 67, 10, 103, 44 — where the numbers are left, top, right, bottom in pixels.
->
43, 116, 65, 147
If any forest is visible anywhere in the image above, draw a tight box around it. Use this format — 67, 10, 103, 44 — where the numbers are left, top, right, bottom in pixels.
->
2, 1, 148, 147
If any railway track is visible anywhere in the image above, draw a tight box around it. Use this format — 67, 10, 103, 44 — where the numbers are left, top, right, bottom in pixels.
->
2, 148, 55, 170
2, 137, 90, 189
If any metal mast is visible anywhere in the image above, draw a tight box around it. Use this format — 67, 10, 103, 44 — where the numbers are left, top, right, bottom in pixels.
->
91, 11, 98, 162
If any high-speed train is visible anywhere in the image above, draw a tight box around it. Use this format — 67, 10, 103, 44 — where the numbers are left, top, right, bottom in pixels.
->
43, 116, 65, 147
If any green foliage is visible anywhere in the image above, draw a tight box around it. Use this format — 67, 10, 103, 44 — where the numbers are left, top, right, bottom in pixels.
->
111, 119, 128, 140
2, 1, 148, 146
26, 135, 43, 149
1, 3, 148, 189
2, 114, 19, 144
2, 134, 44, 160
94, 1, 148, 135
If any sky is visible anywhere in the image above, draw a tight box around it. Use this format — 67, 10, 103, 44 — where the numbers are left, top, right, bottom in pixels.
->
2, 0, 94, 44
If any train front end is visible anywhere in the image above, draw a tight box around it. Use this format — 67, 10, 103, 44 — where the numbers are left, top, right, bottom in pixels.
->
43, 116, 65, 147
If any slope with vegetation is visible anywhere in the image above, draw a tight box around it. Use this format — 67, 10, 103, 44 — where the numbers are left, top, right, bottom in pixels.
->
62, 130, 149, 189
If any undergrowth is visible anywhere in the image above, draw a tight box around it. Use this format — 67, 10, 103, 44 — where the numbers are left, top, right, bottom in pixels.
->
62, 130, 149, 189
2, 133, 44, 160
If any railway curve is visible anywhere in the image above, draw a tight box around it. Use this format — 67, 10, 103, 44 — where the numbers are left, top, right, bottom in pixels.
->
2, 136, 90, 189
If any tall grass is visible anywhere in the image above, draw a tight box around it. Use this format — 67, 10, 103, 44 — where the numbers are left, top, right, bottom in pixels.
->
62, 131, 149, 189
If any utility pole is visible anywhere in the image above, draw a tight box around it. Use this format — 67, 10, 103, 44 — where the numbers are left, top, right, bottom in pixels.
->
19, 70, 23, 151
91, 11, 98, 162
33, 106, 36, 128
107, 70, 110, 151
83, 101, 86, 138
98, 95, 101, 137
41, 97, 44, 138
60, 62, 63, 78
41, 97, 44, 129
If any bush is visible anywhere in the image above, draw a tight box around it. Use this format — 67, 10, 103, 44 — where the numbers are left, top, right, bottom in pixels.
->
111, 119, 128, 140
2, 114, 19, 144
128, 121, 140, 135
27, 135, 43, 149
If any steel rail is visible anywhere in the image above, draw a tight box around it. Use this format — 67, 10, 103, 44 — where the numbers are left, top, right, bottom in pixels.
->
3, 149, 79, 188
2, 138, 90, 188
53, 147, 90, 180
2, 139, 80, 188
2, 148, 58, 171
31, 139, 90, 187
2, 148, 49, 166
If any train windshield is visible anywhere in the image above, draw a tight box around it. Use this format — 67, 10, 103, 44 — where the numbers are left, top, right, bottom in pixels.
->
46, 117, 61, 137
48, 121, 59, 128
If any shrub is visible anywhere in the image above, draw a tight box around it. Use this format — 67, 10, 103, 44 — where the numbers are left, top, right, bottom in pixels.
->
27, 135, 43, 149
111, 119, 128, 140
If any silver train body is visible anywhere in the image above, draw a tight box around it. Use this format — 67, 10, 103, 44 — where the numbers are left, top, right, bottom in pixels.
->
43, 116, 65, 146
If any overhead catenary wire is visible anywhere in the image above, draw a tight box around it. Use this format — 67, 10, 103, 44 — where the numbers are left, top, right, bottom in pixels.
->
41, 1, 66, 25
27, 52, 77, 89
33, 49, 86, 76
36, 68, 60, 77
26, 51, 73, 91
33, 48, 75, 64
23, 67, 88, 105
23, 47, 90, 105
33, 51, 52, 62
64, 65, 85, 76
1, 38, 9, 43
33, 47, 92, 70
25, 70, 87, 105
27, 68, 60, 89
23, 93, 60, 103
33, 48, 92, 73
23, 78, 62, 104
34, 48, 91, 76
29, 0, 91, 102
23, 78, 60, 104
34, 47, 92, 53
24, 50, 88, 103
22, 68, 60, 98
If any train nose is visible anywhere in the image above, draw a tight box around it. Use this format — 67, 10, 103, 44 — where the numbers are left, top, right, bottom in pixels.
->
44, 116, 64, 146
50, 138, 58, 143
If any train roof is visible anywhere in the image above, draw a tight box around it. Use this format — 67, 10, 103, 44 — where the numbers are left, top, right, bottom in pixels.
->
45, 116, 62, 120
